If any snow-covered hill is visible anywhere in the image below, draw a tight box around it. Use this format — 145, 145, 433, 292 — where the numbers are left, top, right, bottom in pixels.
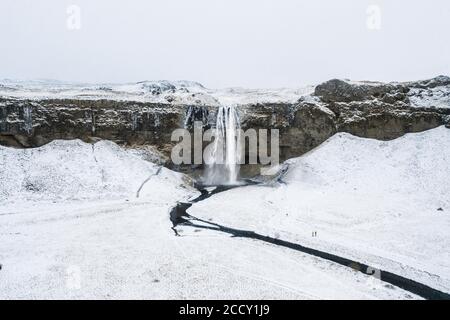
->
0, 139, 192, 204
0, 138, 419, 299
188, 126, 450, 293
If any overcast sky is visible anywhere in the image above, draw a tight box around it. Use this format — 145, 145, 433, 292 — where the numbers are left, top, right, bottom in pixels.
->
1, 0, 449, 88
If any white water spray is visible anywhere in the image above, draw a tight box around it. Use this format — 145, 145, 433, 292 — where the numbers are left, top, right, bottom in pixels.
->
204, 105, 241, 185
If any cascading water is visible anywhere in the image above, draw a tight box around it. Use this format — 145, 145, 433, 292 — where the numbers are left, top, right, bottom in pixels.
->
204, 105, 242, 186
23, 105, 33, 134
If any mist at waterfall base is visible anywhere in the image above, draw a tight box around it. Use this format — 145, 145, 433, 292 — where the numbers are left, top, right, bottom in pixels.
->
203, 105, 243, 186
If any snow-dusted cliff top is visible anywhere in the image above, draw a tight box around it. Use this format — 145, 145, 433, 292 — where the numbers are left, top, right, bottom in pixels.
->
0, 79, 314, 106
1, 76, 449, 108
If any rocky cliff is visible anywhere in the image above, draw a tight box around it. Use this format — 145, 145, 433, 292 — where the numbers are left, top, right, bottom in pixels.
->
1, 77, 449, 176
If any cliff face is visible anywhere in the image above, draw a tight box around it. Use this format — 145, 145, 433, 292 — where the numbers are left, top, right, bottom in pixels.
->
314, 77, 450, 137
1, 77, 449, 176
0, 99, 184, 159
238, 76, 450, 163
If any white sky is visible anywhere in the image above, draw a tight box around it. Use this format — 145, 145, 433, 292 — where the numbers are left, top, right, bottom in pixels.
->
1, 0, 449, 88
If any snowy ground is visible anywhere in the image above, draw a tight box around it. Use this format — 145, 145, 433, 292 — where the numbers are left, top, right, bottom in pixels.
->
188, 126, 450, 294
0, 139, 418, 299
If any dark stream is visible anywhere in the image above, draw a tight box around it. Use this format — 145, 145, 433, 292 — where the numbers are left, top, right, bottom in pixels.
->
169, 181, 450, 300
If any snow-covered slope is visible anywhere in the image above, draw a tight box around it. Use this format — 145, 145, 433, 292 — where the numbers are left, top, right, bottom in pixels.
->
408, 75, 450, 109
188, 126, 450, 293
0, 139, 193, 203
0, 138, 418, 299
408, 86, 450, 109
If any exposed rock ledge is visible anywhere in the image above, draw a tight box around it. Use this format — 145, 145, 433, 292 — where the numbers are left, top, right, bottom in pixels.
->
1, 76, 449, 176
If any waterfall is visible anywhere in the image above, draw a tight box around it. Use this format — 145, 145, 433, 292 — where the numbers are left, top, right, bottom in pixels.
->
23, 105, 33, 134
184, 106, 208, 129
204, 105, 242, 186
